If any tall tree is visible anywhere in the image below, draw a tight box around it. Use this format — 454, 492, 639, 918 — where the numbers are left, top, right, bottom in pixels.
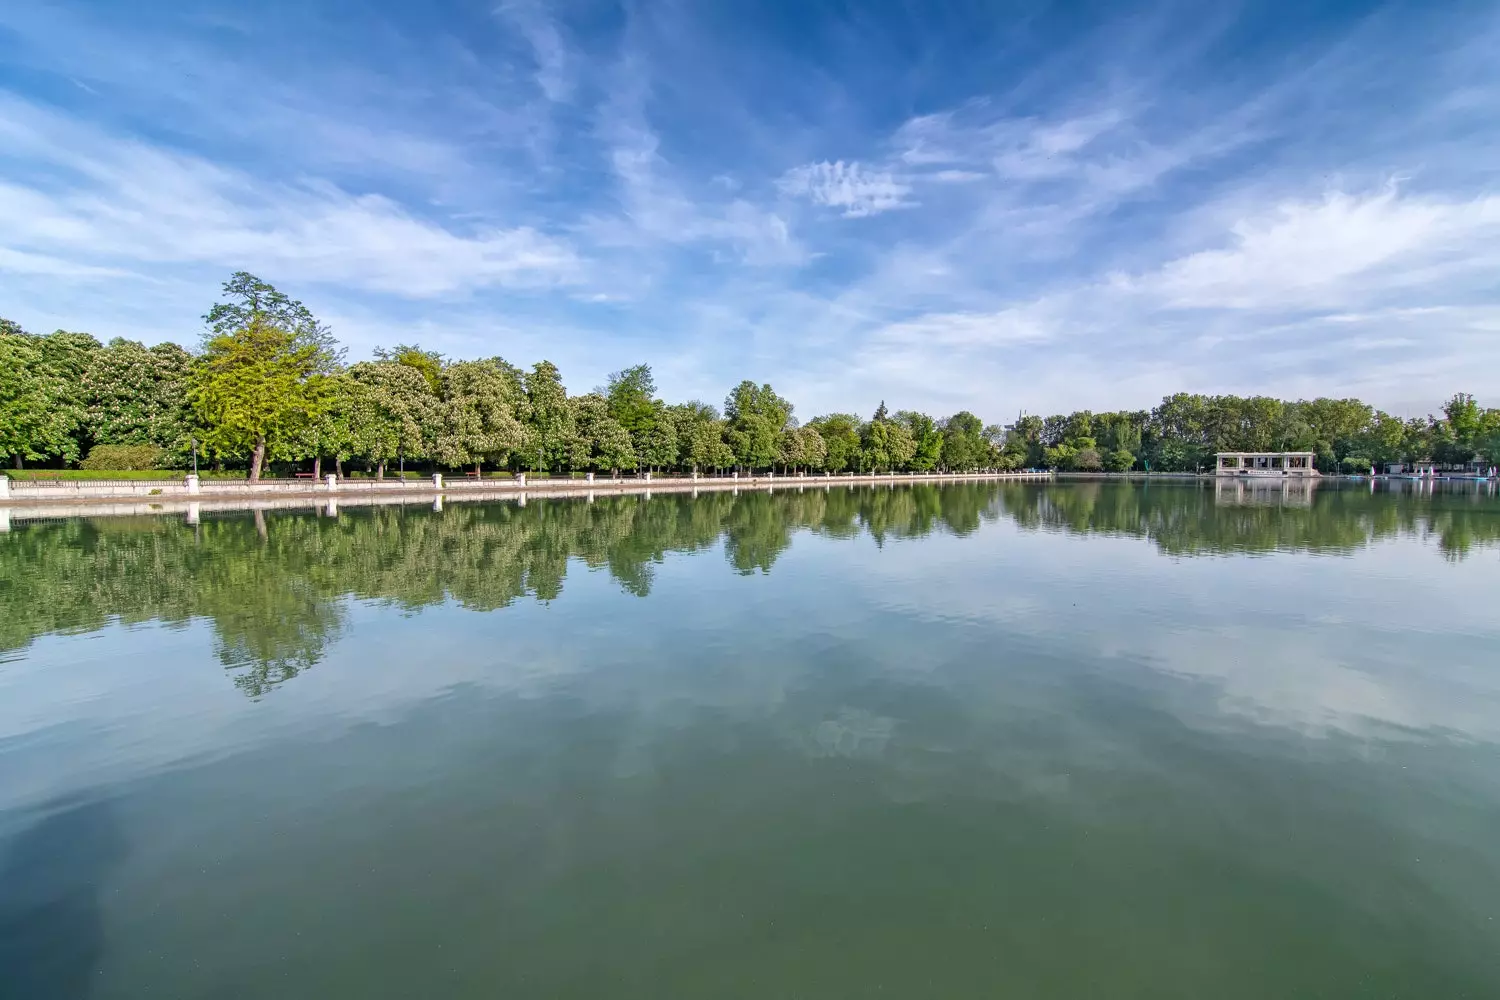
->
524, 361, 575, 472
206, 272, 342, 372
0, 325, 55, 468
940, 411, 988, 471
573, 393, 635, 474
82, 339, 195, 459
349, 361, 439, 477
189, 317, 328, 480
434, 360, 529, 478
809, 414, 861, 473
896, 411, 943, 471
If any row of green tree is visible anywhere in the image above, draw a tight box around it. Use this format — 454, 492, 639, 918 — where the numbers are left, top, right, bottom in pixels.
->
5, 273, 1498, 478
5, 481, 1495, 695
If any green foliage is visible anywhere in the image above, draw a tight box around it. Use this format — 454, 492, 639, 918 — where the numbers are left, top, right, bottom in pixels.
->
940, 411, 988, 471
188, 317, 328, 480
809, 414, 861, 472
6, 274, 1499, 479
205, 271, 342, 371
524, 360, 575, 471
79, 443, 169, 470
374, 343, 445, 391
83, 339, 195, 460
434, 359, 529, 474
724, 381, 793, 470
573, 393, 636, 473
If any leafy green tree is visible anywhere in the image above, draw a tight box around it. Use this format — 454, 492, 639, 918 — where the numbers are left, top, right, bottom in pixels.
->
82, 339, 195, 460
724, 381, 793, 470
861, 412, 916, 471
349, 361, 439, 477
798, 424, 827, 471
638, 400, 679, 471
523, 360, 575, 472
206, 271, 342, 372
1105, 448, 1136, 472
777, 427, 805, 472
940, 411, 988, 470
434, 360, 529, 477
896, 411, 943, 471
189, 317, 327, 480
572, 393, 636, 474
374, 344, 444, 392
809, 413, 861, 472
0, 324, 53, 468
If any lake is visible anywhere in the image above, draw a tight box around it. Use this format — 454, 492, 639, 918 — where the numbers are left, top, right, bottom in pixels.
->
2, 479, 1498, 998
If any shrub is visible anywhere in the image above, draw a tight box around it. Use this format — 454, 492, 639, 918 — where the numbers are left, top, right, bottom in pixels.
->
79, 443, 169, 471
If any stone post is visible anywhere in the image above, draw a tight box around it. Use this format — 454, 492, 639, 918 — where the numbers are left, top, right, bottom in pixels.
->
692, 472, 700, 482
432, 473, 443, 490
517, 473, 527, 487
586, 472, 595, 483
325, 474, 337, 492
184, 474, 199, 496
732, 472, 739, 481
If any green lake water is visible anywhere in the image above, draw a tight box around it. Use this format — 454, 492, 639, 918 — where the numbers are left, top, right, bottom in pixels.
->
2, 479, 1498, 998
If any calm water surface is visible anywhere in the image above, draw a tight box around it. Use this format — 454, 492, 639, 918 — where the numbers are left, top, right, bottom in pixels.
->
2, 480, 1499, 998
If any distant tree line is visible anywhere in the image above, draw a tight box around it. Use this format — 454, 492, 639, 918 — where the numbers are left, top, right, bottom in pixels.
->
4, 272, 1498, 479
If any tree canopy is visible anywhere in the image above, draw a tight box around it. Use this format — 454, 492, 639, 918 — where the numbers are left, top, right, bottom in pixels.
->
3, 272, 1497, 478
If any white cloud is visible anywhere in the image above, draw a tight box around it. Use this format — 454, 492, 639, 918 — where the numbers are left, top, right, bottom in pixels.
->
779, 160, 914, 218
496, 0, 574, 103
1137, 186, 1500, 310
0, 97, 583, 297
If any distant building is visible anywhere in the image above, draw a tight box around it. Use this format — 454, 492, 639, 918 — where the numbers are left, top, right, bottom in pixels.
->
1214, 452, 1319, 478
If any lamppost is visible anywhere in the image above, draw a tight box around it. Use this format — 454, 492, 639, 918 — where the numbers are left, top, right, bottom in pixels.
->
191, 436, 198, 475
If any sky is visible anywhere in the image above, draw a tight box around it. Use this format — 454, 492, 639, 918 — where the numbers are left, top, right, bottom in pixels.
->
1, 0, 1497, 420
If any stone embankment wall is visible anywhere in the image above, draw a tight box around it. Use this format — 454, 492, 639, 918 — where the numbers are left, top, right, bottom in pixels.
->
0, 470, 1052, 524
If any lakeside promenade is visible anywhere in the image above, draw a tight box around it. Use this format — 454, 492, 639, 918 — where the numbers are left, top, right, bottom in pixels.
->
0, 469, 1052, 526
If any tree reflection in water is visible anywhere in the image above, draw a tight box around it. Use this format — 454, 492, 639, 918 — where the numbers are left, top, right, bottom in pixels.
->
2, 481, 1495, 696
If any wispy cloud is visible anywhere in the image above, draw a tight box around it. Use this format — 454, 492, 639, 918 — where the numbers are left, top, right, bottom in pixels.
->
0, 97, 583, 297
779, 160, 913, 218
0, 1, 1496, 417
495, 0, 574, 103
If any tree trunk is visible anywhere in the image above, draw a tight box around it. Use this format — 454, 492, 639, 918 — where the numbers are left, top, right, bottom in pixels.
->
313, 456, 322, 480
336, 457, 344, 478
376, 459, 386, 481
248, 434, 267, 481
12, 454, 21, 470
474, 461, 482, 479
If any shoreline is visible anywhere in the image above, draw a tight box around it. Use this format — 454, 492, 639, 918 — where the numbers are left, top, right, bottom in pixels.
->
0, 470, 1052, 524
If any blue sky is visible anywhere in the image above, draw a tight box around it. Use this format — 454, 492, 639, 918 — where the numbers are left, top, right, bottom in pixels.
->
1, 1, 1497, 419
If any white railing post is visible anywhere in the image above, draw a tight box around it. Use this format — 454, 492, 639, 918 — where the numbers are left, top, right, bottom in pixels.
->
325, 474, 337, 492
184, 474, 199, 496
517, 472, 527, 487
586, 472, 595, 483
432, 473, 443, 490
